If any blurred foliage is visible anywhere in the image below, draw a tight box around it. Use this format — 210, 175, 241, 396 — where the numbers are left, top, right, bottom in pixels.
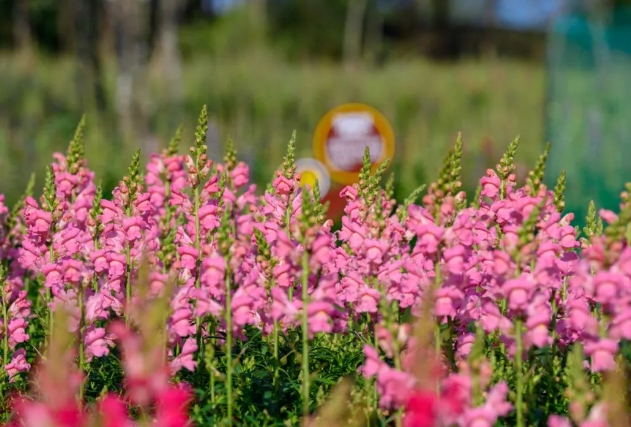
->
0, 47, 544, 207
0, 1, 544, 210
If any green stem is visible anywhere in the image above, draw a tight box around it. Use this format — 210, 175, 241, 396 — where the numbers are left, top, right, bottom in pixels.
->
210, 319, 216, 404
472, 366, 481, 406
225, 273, 233, 425
273, 319, 279, 387
193, 186, 203, 386
373, 327, 379, 410
46, 248, 56, 347
46, 286, 53, 346
2, 294, 8, 370
391, 325, 403, 427
125, 244, 131, 324
301, 250, 310, 417
433, 260, 442, 361
194, 187, 201, 284
78, 288, 85, 404
515, 319, 524, 427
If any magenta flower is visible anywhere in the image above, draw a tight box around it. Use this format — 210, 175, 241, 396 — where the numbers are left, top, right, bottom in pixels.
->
231, 162, 250, 188
4, 348, 30, 382
106, 252, 127, 279
480, 169, 501, 200
456, 333, 476, 360
434, 286, 464, 319
592, 272, 628, 305
84, 326, 113, 361
306, 300, 334, 337
7, 318, 29, 349
99, 394, 133, 427
153, 386, 193, 427
525, 310, 552, 348
199, 203, 220, 232
177, 246, 199, 271
123, 216, 145, 242
503, 276, 535, 312
170, 338, 198, 373
364, 238, 389, 265
354, 286, 381, 313
272, 173, 294, 195
584, 338, 619, 372
377, 366, 416, 408
548, 415, 572, 427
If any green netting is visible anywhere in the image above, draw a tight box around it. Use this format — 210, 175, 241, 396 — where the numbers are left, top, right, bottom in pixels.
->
544, 9, 631, 227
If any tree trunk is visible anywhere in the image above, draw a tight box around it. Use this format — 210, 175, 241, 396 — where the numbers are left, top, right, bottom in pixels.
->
431, 0, 450, 29
343, 0, 369, 69
152, 0, 185, 131
75, 0, 107, 112
365, 0, 384, 66
107, 0, 151, 142
12, 0, 32, 54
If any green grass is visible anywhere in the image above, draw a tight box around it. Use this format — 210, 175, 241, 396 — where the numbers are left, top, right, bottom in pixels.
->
0, 50, 544, 205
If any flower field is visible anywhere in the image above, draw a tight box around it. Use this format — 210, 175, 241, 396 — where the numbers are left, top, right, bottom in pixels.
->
0, 106, 630, 427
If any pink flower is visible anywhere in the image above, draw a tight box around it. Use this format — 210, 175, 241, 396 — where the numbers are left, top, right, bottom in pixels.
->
592, 272, 628, 305
170, 308, 196, 338
231, 162, 250, 188
480, 169, 501, 200
272, 174, 294, 195
101, 200, 123, 224
444, 245, 468, 274
8, 318, 29, 349
178, 246, 199, 271
307, 300, 334, 337
310, 234, 333, 269
273, 263, 294, 289
610, 308, 631, 340
362, 345, 385, 378
99, 394, 132, 427
599, 209, 618, 224
42, 262, 63, 289
415, 224, 444, 256
199, 204, 220, 231
91, 249, 109, 273
340, 185, 358, 202
201, 255, 226, 292
123, 216, 145, 242
354, 286, 381, 313
525, 310, 552, 348
584, 338, 619, 372
191, 288, 222, 318
85, 326, 113, 361
170, 338, 198, 373
434, 286, 464, 319
480, 301, 512, 334
30, 210, 53, 235
232, 293, 256, 328
463, 406, 499, 427
56, 171, 78, 196
62, 258, 84, 285
154, 387, 192, 427
456, 333, 476, 359
548, 415, 572, 427
566, 297, 598, 337
404, 390, 437, 427
503, 277, 535, 312
364, 239, 389, 264
378, 367, 415, 408
4, 348, 30, 382
107, 252, 127, 279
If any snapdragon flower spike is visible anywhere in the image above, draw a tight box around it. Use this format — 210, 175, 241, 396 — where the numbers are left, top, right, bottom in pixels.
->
11, 123, 631, 425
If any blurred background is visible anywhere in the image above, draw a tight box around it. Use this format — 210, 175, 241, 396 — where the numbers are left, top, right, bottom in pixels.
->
1, 0, 631, 224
